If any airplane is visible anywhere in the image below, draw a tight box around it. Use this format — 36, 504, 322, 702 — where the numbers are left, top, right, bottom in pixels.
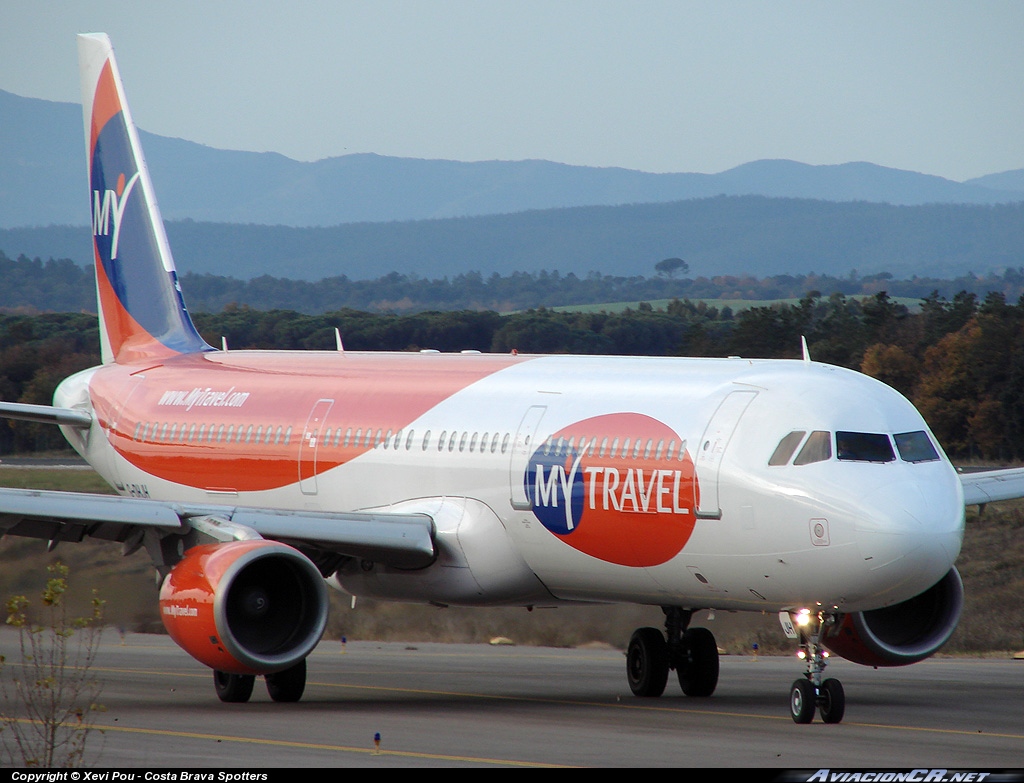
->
1, 32, 1023, 723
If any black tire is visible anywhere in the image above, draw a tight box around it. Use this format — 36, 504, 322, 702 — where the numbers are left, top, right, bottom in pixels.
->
266, 658, 307, 703
819, 677, 845, 724
626, 627, 669, 697
214, 670, 255, 703
790, 678, 816, 724
677, 627, 719, 697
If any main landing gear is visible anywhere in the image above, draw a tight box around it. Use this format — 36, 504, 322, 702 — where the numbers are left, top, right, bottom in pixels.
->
787, 610, 845, 724
214, 658, 308, 703
626, 607, 719, 699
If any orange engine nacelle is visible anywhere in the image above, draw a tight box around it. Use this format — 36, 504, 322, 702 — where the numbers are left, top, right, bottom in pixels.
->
159, 539, 329, 675
823, 568, 964, 667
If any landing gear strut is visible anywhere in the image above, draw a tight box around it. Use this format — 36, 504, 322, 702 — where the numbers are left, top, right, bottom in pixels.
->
626, 607, 719, 699
786, 610, 845, 724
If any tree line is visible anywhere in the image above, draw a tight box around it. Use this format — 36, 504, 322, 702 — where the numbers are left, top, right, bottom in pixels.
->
3, 289, 1024, 461
8, 248, 1024, 315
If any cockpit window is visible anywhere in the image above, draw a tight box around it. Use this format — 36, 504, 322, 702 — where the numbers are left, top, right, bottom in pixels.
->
793, 431, 832, 465
769, 431, 806, 466
836, 431, 895, 463
894, 431, 940, 463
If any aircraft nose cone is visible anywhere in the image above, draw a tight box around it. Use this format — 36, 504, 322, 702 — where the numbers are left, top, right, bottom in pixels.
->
855, 475, 964, 597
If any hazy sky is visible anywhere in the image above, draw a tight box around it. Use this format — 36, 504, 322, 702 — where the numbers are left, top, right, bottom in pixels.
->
2, 2, 1022, 181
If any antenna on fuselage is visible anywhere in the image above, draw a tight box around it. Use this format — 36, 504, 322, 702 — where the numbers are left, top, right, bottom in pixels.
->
801, 336, 811, 363
335, 328, 344, 353
221, 336, 228, 352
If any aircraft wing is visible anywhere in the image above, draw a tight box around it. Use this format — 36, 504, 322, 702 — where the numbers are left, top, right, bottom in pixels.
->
0, 486, 436, 569
959, 467, 1024, 506
0, 401, 92, 428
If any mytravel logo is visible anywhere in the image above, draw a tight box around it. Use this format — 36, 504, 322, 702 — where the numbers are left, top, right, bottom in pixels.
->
92, 170, 141, 260
524, 413, 699, 566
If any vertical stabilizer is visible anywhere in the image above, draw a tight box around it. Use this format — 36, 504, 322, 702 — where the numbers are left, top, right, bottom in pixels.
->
78, 33, 210, 364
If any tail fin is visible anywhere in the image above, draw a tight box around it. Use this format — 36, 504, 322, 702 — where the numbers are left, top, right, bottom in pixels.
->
78, 33, 210, 364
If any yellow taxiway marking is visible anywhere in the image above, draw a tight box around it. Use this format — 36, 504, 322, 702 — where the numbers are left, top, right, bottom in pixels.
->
91, 722, 573, 767
88, 664, 1024, 744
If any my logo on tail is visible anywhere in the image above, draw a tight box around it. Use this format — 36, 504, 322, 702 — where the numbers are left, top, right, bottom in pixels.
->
92, 171, 141, 260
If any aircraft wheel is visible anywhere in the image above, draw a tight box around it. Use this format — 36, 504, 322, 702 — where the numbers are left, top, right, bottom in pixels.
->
677, 627, 719, 697
626, 627, 669, 697
266, 658, 307, 703
790, 678, 816, 724
214, 670, 255, 703
819, 677, 845, 724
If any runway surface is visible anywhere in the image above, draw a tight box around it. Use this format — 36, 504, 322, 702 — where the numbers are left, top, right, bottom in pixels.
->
0, 630, 1021, 768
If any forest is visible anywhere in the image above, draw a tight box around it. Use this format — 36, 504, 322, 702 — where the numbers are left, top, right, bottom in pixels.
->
7, 248, 1024, 314
2, 286, 1023, 463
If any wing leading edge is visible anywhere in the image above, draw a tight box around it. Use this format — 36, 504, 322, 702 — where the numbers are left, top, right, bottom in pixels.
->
959, 467, 1024, 507
0, 486, 436, 570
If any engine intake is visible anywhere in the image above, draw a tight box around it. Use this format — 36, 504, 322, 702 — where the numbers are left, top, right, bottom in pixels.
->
160, 539, 328, 674
823, 567, 963, 667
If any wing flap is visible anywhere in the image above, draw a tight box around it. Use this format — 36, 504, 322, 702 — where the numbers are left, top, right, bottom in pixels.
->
959, 467, 1024, 506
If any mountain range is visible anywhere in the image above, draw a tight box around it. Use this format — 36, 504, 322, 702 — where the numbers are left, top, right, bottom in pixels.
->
3, 88, 1023, 230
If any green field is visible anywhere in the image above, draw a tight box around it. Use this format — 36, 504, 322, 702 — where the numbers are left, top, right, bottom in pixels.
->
546, 295, 923, 315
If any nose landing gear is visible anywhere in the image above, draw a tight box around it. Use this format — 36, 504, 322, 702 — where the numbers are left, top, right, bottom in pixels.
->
785, 610, 845, 724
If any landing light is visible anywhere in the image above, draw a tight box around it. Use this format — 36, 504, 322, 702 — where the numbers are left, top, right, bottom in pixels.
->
795, 608, 812, 627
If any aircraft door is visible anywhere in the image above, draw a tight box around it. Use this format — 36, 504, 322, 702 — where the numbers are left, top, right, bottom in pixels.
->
104, 372, 145, 492
694, 389, 757, 519
509, 405, 546, 510
298, 398, 334, 495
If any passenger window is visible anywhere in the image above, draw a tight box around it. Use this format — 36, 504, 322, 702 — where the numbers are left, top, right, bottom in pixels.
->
422, 430, 431, 450
438, 430, 446, 451
836, 431, 895, 463
794, 431, 832, 465
501, 433, 510, 453
894, 431, 940, 463
459, 432, 468, 452
769, 431, 807, 466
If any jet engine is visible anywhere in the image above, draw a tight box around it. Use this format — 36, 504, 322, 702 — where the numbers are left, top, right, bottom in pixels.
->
823, 567, 963, 667
159, 539, 328, 675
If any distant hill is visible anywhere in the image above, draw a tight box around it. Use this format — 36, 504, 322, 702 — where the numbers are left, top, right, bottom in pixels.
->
2, 89, 1023, 230
4, 196, 1022, 282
